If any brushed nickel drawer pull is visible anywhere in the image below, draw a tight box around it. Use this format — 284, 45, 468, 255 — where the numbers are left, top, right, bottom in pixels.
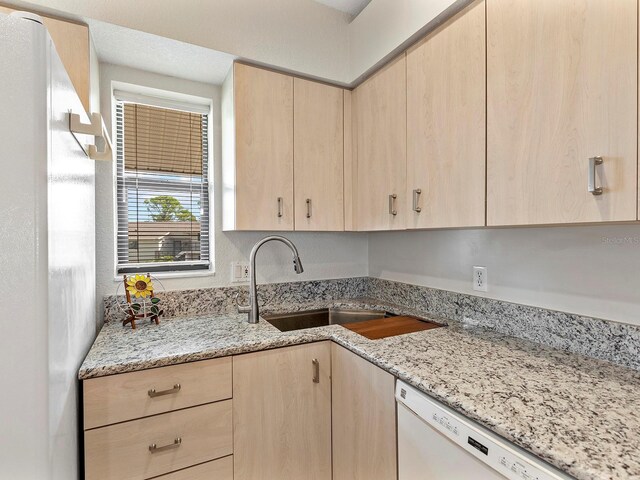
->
277, 197, 283, 217
148, 384, 181, 398
388, 194, 397, 216
312, 358, 320, 383
588, 156, 604, 195
306, 198, 312, 218
412, 189, 422, 213
149, 437, 182, 453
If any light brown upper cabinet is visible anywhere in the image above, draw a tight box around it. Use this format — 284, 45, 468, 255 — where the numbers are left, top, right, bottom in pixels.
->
223, 63, 347, 231
222, 63, 294, 231
353, 55, 407, 231
344, 90, 357, 231
0, 5, 91, 113
487, 0, 638, 226
406, 0, 486, 229
294, 78, 345, 231
233, 343, 332, 480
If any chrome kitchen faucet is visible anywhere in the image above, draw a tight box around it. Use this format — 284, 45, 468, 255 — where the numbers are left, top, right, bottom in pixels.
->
236, 235, 304, 323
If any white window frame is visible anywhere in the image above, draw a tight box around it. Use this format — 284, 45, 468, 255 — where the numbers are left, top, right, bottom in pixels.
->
111, 82, 214, 279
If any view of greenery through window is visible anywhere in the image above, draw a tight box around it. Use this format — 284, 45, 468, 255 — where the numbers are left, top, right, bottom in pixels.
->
144, 195, 197, 222
116, 100, 210, 273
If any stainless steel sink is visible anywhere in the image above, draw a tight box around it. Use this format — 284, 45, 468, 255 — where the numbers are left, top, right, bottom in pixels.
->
263, 308, 396, 332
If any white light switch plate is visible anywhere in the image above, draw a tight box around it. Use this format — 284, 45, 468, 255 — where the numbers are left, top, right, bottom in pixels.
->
231, 262, 250, 283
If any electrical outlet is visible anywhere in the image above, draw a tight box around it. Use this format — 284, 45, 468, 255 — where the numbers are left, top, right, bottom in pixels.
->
472, 266, 487, 292
231, 262, 250, 283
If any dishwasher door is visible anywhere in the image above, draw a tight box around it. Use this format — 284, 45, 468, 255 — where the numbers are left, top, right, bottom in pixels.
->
398, 403, 506, 480
396, 381, 571, 480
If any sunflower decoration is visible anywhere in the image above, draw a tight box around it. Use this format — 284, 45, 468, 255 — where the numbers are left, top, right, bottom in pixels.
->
119, 273, 164, 329
126, 274, 154, 298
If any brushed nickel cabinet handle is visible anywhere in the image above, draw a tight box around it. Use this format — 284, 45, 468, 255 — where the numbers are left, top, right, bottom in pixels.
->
412, 189, 422, 213
277, 197, 283, 217
388, 194, 397, 216
312, 358, 319, 383
148, 384, 181, 398
588, 156, 603, 195
149, 437, 182, 453
306, 198, 312, 218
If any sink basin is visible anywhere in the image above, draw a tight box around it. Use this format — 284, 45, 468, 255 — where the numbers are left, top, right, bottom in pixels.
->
263, 308, 396, 332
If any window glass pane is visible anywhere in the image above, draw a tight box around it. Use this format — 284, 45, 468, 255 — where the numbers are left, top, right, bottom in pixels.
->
115, 101, 210, 273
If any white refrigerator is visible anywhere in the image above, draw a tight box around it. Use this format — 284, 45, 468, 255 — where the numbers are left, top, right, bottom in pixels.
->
0, 13, 96, 480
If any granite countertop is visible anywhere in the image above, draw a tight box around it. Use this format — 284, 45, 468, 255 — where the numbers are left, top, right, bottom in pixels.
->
80, 299, 640, 480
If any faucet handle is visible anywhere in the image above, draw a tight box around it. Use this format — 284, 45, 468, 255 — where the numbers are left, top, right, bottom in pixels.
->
235, 291, 250, 314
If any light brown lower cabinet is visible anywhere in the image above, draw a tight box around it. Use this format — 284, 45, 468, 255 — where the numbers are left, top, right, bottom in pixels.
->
83, 356, 232, 429
331, 343, 397, 480
83, 358, 234, 480
84, 343, 399, 480
153, 456, 233, 480
233, 342, 332, 480
84, 401, 233, 480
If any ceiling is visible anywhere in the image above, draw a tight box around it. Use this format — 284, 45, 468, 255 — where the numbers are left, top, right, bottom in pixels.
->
312, 0, 371, 17
6, 0, 382, 85
85, 0, 369, 87
88, 19, 236, 85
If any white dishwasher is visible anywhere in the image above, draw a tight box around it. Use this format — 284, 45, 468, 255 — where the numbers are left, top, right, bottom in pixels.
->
396, 381, 573, 480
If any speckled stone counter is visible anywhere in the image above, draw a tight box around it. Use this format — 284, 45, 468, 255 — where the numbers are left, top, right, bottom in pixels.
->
103, 277, 640, 371
80, 299, 640, 480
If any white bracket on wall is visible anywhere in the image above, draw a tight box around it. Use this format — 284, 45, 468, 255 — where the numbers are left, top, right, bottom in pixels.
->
69, 111, 113, 161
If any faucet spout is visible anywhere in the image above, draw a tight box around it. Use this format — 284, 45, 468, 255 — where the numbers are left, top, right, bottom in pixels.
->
237, 235, 304, 324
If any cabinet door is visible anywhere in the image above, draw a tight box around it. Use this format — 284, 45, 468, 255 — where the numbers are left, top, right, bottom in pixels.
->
233, 342, 332, 480
332, 344, 397, 480
234, 63, 294, 230
344, 89, 358, 231
294, 78, 344, 231
355, 56, 407, 231
487, 0, 637, 226
0, 6, 90, 112
407, 0, 485, 229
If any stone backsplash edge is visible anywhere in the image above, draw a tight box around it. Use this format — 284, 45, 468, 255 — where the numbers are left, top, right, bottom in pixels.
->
367, 278, 640, 371
103, 277, 369, 324
103, 276, 640, 370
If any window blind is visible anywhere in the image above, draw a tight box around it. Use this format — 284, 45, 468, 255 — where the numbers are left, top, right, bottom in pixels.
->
116, 101, 210, 273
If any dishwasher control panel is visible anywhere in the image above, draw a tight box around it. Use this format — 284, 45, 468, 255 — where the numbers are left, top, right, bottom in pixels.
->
396, 381, 572, 480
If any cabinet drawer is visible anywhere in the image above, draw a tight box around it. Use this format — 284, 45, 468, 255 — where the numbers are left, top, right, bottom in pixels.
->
83, 357, 232, 429
154, 456, 233, 480
85, 400, 233, 480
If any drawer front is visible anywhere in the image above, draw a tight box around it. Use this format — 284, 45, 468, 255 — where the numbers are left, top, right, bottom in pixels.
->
84, 357, 232, 429
154, 456, 233, 480
85, 400, 233, 480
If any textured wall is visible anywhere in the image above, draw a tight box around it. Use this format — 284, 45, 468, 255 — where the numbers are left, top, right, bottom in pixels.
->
368, 225, 640, 326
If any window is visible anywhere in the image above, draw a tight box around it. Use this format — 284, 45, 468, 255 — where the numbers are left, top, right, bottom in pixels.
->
115, 93, 211, 274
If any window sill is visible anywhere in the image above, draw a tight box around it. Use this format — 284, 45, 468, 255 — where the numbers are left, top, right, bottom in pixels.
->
113, 268, 215, 282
